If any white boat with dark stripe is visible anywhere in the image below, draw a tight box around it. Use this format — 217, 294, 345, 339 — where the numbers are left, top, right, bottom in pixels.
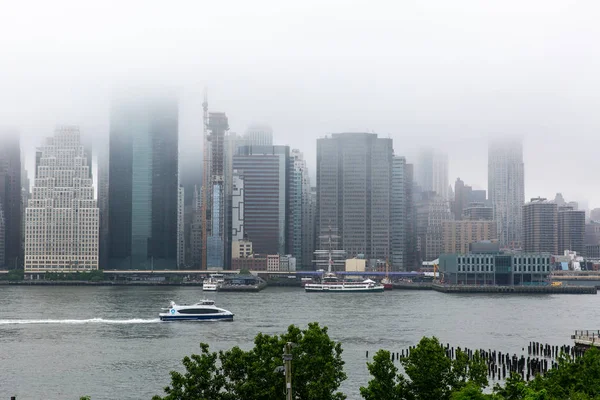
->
159, 300, 234, 321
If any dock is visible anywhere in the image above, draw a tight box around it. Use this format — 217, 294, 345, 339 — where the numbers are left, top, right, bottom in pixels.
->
572, 330, 600, 348
218, 281, 267, 292
392, 282, 596, 294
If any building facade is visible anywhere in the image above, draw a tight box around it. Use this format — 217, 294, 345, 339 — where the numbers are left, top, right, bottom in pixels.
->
0, 129, 22, 268
558, 206, 585, 255
177, 186, 185, 268
189, 185, 203, 267
108, 95, 179, 269
416, 191, 452, 262
442, 220, 497, 254
25, 126, 99, 272
391, 156, 408, 270
287, 150, 311, 266
316, 133, 393, 260
244, 124, 273, 147
462, 202, 494, 221
232, 239, 253, 259
522, 198, 558, 254
488, 138, 525, 248
439, 250, 552, 286
233, 145, 289, 255
416, 148, 449, 200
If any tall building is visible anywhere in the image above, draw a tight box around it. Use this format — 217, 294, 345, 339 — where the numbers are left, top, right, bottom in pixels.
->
108, 95, 179, 269
97, 146, 109, 269
558, 205, 585, 255
391, 156, 408, 270
590, 208, 600, 222
522, 197, 558, 254
233, 145, 289, 255
231, 169, 245, 243
190, 185, 203, 267
25, 126, 99, 272
405, 163, 417, 269
177, 186, 185, 268
442, 220, 497, 254
462, 203, 494, 221
288, 149, 311, 266
317, 133, 393, 260
415, 191, 452, 262
416, 148, 449, 200
244, 124, 273, 147
0, 129, 22, 268
302, 186, 317, 269
0, 202, 5, 266
206, 112, 229, 269
453, 178, 471, 220
488, 138, 524, 248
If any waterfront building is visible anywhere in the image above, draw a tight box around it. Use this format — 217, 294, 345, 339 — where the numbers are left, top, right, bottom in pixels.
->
0, 202, 5, 266
177, 186, 185, 268
267, 254, 280, 271
25, 126, 99, 272
416, 191, 452, 262
391, 156, 409, 270
463, 202, 494, 221
231, 254, 266, 271
244, 124, 273, 147
439, 242, 552, 285
279, 254, 296, 272
558, 205, 585, 255
316, 133, 393, 260
488, 138, 524, 248
416, 148, 449, 200
233, 145, 289, 255
108, 95, 179, 269
522, 198, 558, 254
0, 129, 22, 268
442, 220, 498, 254
232, 239, 252, 259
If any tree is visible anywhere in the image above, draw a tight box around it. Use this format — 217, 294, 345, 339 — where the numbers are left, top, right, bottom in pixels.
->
154, 323, 346, 400
450, 383, 495, 400
152, 343, 230, 400
238, 268, 251, 275
220, 322, 347, 400
360, 350, 407, 400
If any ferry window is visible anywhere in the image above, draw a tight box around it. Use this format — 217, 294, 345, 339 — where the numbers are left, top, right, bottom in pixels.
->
178, 308, 220, 314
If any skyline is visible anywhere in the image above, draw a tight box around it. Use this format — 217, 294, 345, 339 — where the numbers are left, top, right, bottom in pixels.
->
1, 0, 599, 209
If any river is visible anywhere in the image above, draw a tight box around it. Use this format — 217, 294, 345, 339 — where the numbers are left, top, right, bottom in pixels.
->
0, 286, 597, 400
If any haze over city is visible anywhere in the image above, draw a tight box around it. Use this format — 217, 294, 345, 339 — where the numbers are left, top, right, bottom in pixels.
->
0, 0, 598, 208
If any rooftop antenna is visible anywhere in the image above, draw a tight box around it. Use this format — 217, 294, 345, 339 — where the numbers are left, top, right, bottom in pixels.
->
201, 88, 209, 270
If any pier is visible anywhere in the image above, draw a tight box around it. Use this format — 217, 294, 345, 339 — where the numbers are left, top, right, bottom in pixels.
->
572, 330, 600, 348
392, 282, 596, 294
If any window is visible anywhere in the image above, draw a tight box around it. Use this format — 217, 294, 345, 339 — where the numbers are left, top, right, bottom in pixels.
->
178, 308, 220, 314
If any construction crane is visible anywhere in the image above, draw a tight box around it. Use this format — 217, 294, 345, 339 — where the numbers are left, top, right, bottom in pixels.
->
201, 90, 209, 271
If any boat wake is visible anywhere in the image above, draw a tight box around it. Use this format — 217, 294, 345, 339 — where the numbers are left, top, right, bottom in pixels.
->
0, 318, 161, 325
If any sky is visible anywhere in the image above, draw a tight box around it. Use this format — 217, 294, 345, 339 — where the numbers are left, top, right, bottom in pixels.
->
0, 0, 598, 209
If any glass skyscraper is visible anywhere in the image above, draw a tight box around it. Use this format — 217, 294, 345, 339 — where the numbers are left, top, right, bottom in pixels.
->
108, 95, 179, 270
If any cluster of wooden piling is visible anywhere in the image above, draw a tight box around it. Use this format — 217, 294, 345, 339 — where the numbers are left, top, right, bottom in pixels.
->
366, 340, 586, 382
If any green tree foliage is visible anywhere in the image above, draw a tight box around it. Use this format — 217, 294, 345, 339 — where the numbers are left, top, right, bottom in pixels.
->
154, 323, 346, 400
0, 269, 24, 281
238, 268, 251, 275
361, 337, 488, 400
450, 383, 495, 400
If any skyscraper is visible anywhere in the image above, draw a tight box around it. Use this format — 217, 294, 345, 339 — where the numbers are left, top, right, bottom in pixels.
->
0, 129, 21, 268
190, 185, 203, 267
244, 124, 273, 147
97, 146, 109, 269
177, 186, 185, 268
108, 95, 179, 269
25, 126, 99, 272
488, 138, 525, 248
522, 197, 557, 254
302, 186, 317, 269
206, 112, 229, 269
316, 133, 393, 260
288, 149, 311, 266
558, 205, 585, 255
415, 191, 452, 262
416, 148, 449, 200
233, 145, 290, 255
391, 156, 409, 270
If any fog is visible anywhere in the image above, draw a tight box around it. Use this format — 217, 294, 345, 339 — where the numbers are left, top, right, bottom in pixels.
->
1, 0, 598, 208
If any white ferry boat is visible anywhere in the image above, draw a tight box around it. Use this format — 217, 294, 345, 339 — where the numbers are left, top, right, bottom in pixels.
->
159, 300, 234, 321
305, 273, 385, 293
202, 274, 225, 291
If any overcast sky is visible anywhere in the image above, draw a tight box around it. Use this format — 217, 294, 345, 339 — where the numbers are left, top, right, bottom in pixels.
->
1, 0, 598, 209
